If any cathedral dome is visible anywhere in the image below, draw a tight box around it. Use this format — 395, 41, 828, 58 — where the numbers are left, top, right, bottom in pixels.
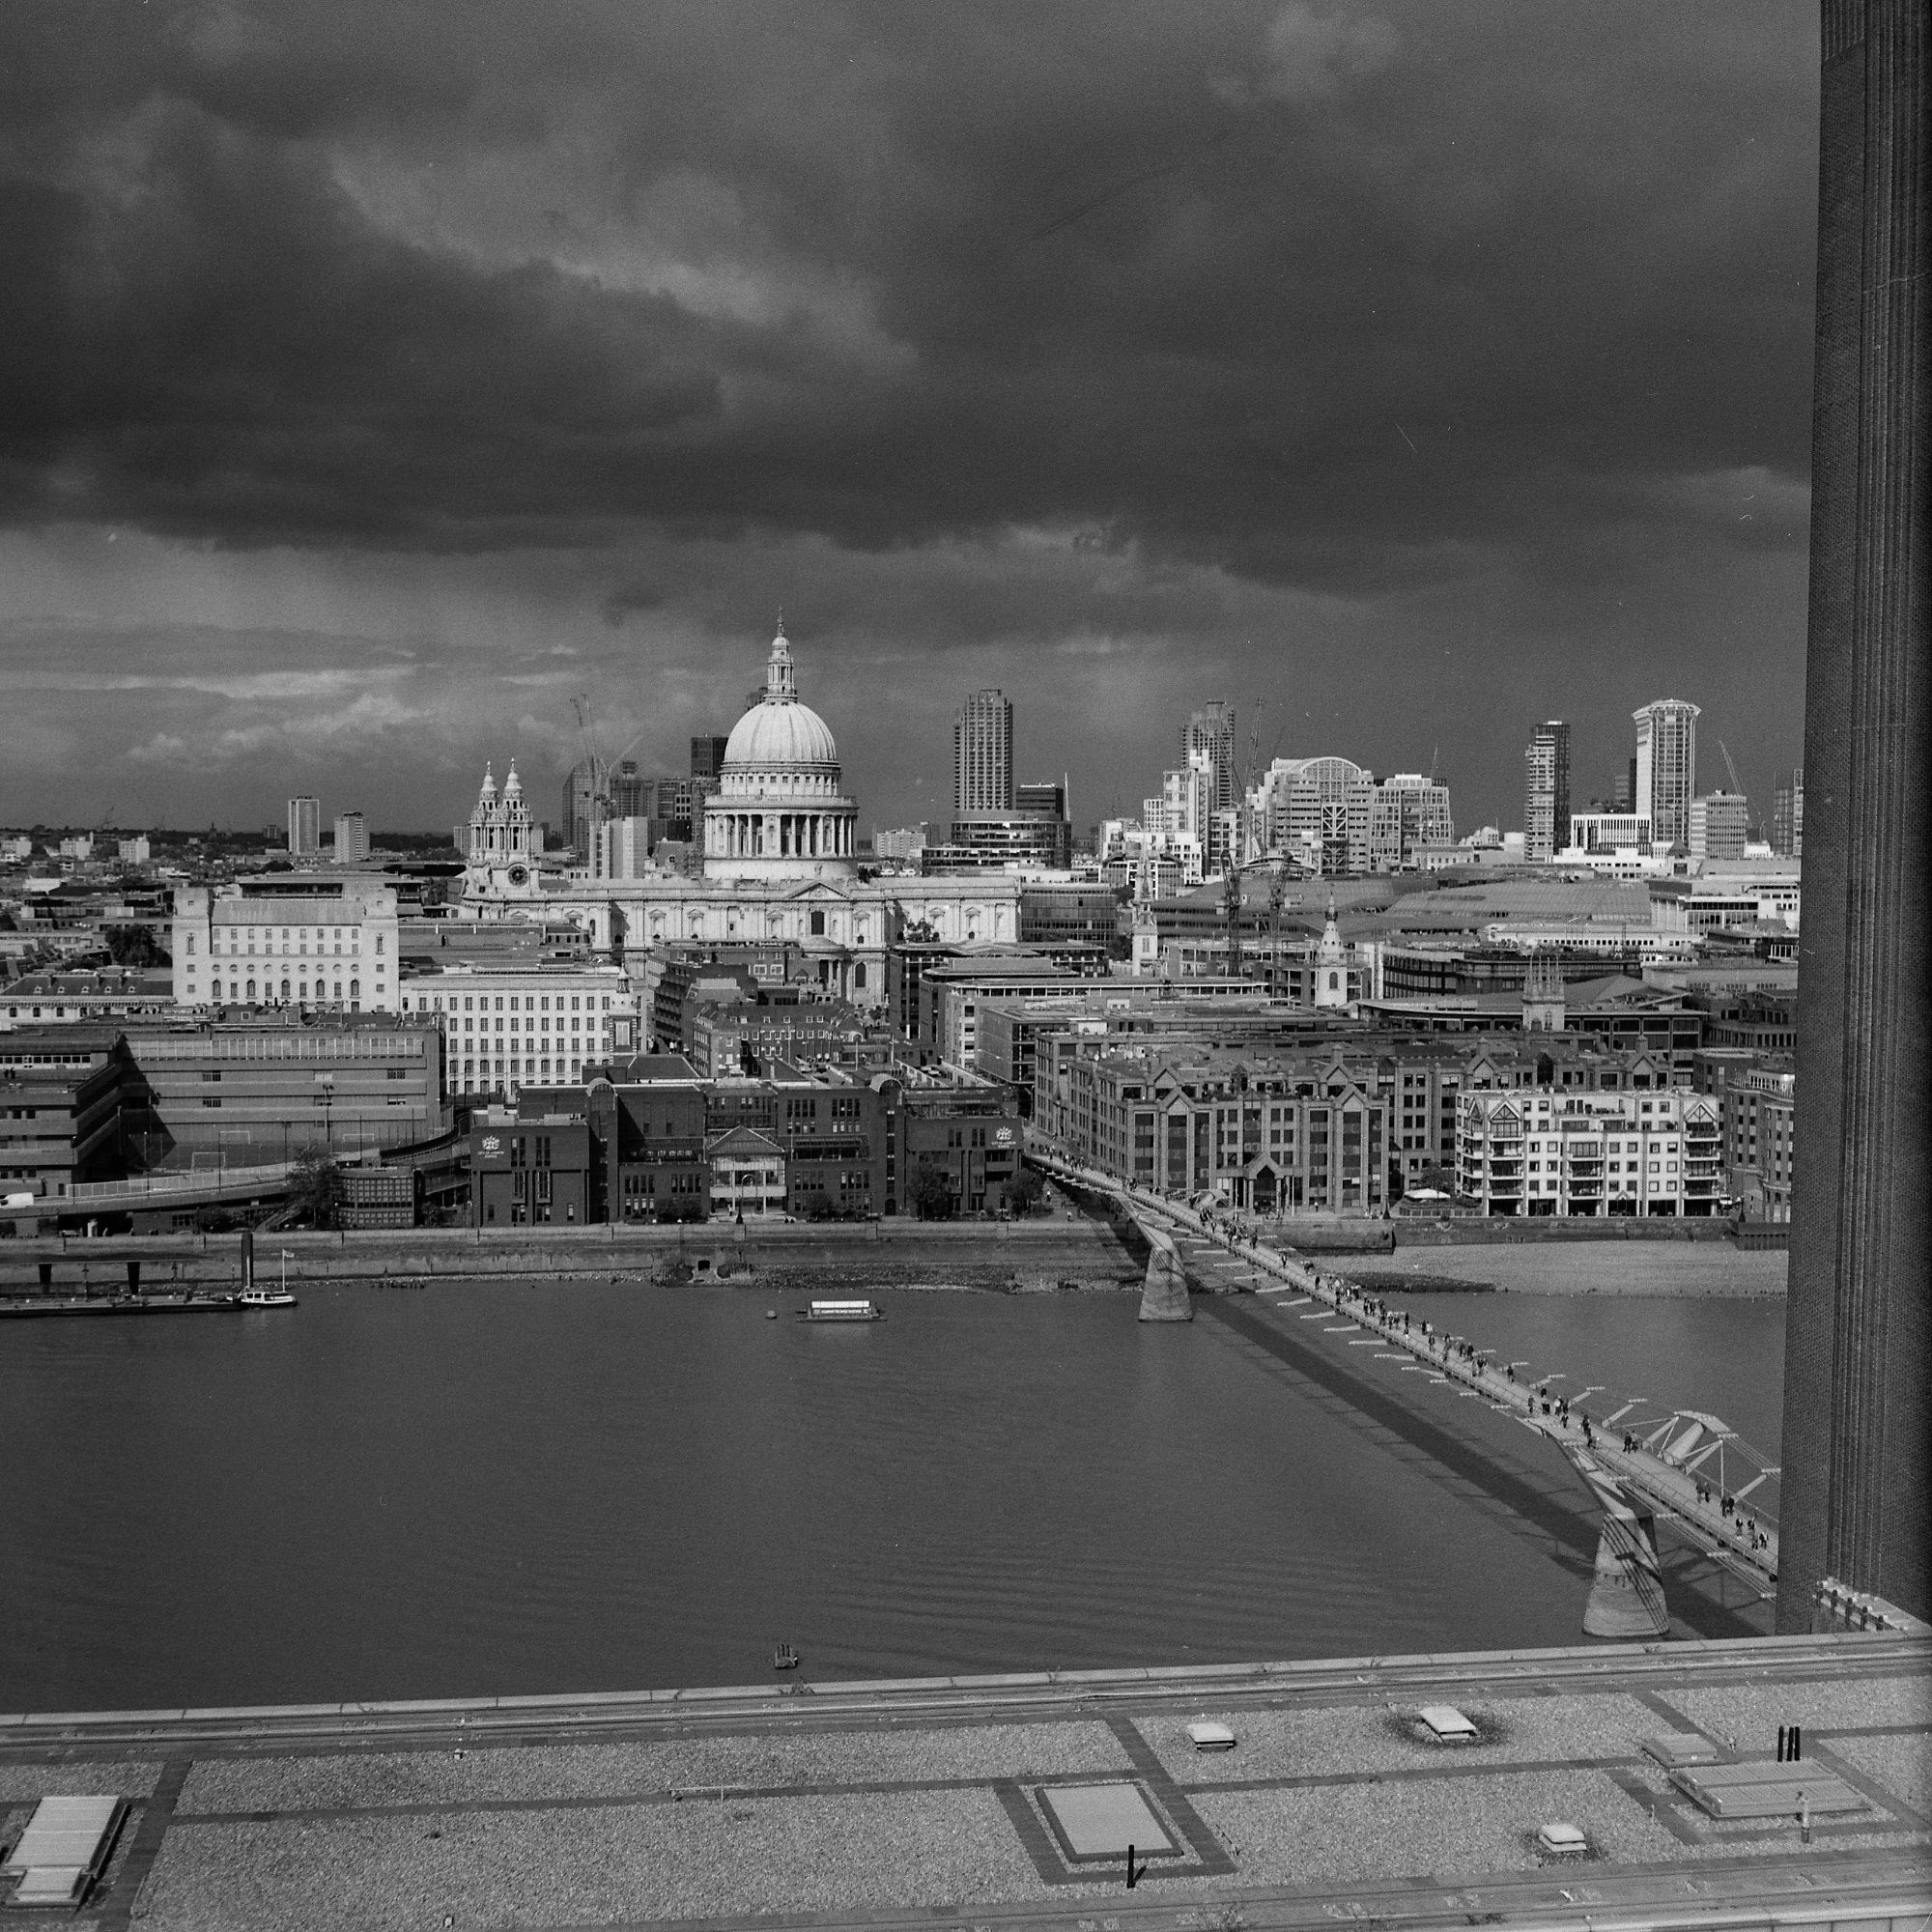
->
703, 621, 858, 883
723, 628, 838, 771
724, 695, 838, 770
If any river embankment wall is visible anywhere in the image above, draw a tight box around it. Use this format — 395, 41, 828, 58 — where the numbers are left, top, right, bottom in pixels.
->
0, 1215, 1152, 1293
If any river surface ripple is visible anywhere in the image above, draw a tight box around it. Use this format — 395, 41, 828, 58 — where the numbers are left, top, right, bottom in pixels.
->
0, 1280, 1784, 1711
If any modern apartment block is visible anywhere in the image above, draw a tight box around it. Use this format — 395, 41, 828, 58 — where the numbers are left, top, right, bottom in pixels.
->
1633, 699, 1700, 852
286, 795, 322, 859
1456, 1086, 1722, 1216
952, 690, 1014, 812
1522, 721, 1572, 864
332, 812, 370, 865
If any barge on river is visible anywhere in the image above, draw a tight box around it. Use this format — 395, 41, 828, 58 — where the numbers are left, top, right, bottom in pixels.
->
799, 1298, 885, 1322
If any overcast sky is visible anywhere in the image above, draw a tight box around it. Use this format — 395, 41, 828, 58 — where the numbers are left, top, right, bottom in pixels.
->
0, 1, 1818, 838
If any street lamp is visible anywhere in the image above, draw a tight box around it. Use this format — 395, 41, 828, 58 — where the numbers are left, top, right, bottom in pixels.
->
314, 1070, 335, 1152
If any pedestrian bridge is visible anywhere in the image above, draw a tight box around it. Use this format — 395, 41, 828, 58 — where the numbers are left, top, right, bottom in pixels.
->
1024, 1137, 1814, 1642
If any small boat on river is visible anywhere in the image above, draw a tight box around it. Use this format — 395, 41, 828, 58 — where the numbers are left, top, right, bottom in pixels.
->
772, 1642, 800, 1670
239, 1288, 298, 1308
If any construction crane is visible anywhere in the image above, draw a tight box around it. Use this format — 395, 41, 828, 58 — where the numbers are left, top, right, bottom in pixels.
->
1719, 740, 1746, 799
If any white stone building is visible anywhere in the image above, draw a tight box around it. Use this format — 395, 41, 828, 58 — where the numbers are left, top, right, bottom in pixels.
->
172, 883, 401, 1012
397, 964, 638, 1093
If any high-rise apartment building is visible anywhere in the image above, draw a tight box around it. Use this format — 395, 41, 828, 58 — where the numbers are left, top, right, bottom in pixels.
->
952, 690, 1013, 812
287, 796, 321, 859
1181, 701, 1237, 812
332, 811, 370, 865
1773, 767, 1804, 858
1633, 699, 1700, 852
1522, 721, 1572, 863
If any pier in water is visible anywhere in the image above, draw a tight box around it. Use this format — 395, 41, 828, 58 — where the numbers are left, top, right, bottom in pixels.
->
0, 1275, 1784, 1713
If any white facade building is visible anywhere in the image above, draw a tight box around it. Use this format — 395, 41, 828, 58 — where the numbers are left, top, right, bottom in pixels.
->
1457, 1087, 1722, 1217
399, 964, 638, 1093
172, 884, 401, 1012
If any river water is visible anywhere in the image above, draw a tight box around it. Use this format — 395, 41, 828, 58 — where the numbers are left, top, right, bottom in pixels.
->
0, 1275, 1784, 1713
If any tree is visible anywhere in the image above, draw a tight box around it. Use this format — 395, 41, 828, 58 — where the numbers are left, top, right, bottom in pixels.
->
1007, 1166, 1046, 1216
908, 1163, 955, 1220
285, 1149, 341, 1230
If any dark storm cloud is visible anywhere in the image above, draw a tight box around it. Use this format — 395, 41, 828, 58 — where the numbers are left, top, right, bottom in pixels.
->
0, 0, 1816, 593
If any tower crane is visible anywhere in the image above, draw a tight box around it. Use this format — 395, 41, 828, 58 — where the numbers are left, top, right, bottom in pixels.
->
1719, 740, 1745, 799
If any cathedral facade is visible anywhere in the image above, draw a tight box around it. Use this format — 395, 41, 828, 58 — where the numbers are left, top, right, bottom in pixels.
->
459, 625, 1019, 1009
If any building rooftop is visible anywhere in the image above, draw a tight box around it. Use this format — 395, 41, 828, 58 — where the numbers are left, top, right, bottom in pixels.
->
5, 1633, 1919, 1928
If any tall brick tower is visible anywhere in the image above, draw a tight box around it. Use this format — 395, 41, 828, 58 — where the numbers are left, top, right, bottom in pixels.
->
1778, 0, 1929, 1629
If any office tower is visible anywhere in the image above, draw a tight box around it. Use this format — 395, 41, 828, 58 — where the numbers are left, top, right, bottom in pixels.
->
287, 796, 321, 858
1368, 773, 1455, 870
1687, 793, 1747, 863
332, 811, 370, 865
1015, 781, 1072, 869
1522, 721, 1572, 863
690, 735, 730, 796
1181, 700, 1237, 812
1633, 699, 1700, 851
561, 758, 608, 859
1612, 759, 1636, 813
1782, 0, 1928, 1631
1774, 767, 1804, 858
952, 690, 1013, 812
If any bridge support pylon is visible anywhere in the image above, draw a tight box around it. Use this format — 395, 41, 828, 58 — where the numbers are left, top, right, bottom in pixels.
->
1138, 1223, 1192, 1322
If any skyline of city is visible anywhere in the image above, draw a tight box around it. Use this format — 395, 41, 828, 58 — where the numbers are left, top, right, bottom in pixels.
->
0, 6, 1818, 838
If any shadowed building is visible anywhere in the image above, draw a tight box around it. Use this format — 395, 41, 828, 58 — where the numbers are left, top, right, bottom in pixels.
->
1780, 0, 1928, 1630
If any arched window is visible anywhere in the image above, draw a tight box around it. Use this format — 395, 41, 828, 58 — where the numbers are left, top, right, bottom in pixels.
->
853, 962, 867, 989
1328, 972, 1340, 990
350, 979, 360, 999
280, 978, 291, 1001
246, 979, 256, 999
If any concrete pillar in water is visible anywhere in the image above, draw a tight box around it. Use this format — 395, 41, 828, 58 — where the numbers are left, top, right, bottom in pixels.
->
1581, 1509, 1669, 1641
1138, 1224, 1192, 1322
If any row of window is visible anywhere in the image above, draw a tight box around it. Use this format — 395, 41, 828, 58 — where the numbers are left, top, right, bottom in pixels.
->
414, 992, 614, 1012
